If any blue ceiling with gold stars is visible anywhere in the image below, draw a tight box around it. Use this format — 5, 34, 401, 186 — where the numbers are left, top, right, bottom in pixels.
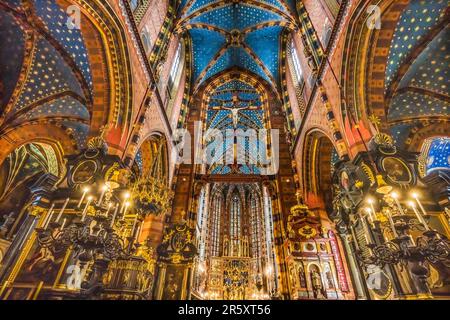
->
177, 1, 296, 175
385, 0, 448, 89
0, 0, 93, 149
177, 0, 297, 90
205, 79, 265, 174
386, 0, 449, 127
426, 137, 450, 174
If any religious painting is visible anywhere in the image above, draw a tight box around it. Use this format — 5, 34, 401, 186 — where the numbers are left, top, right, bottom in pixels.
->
15, 242, 66, 286
70, 160, 98, 185
381, 157, 412, 185
161, 265, 185, 300
340, 171, 350, 191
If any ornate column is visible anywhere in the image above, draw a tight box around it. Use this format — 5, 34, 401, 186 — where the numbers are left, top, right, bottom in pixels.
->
0, 174, 58, 287
264, 181, 291, 299
153, 216, 197, 300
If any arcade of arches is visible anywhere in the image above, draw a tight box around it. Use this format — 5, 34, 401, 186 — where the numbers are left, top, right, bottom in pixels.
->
0, 0, 449, 300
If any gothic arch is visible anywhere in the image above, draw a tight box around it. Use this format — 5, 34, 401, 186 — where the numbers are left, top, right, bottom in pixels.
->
0, 122, 77, 165
0, 139, 65, 218
403, 121, 450, 153
67, 0, 134, 148
341, 0, 409, 127
302, 129, 338, 211
133, 133, 171, 248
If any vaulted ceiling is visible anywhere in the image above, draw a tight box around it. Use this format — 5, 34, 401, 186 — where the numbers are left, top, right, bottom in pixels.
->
176, 0, 297, 175
386, 0, 449, 146
176, 0, 297, 91
0, 0, 93, 149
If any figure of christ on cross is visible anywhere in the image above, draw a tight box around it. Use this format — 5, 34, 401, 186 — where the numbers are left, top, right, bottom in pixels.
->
210, 92, 259, 129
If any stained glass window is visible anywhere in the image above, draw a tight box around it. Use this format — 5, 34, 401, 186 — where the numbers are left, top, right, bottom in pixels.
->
168, 43, 182, 91
210, 194, 222, 257
290, 39, 304, 86
197, 186, 209, 261
250, 193, 263, 259
230, 194, 241, 256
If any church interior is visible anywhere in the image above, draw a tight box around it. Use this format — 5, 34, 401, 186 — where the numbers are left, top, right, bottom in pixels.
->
0, 0, 449, 301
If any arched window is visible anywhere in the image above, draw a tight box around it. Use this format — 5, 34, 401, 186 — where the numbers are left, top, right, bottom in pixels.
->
210, 194, 222, 257
289, 39, 304, 86
230, 193, 241, 256
263, 186, 278, 292
141, 29, 151, 54
322, 18, 333, 46
168, 43, 183, 92
250, 193, 263, 259
0, 142, 63, 238
197, 185, 210, 261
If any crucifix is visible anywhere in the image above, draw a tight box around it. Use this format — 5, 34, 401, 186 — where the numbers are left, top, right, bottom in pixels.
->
211, 92, 258, 129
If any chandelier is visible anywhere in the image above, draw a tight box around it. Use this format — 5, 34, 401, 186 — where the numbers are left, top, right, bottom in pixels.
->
132, 138, 174, 215
34, 175, 144, 295
357, 191, 450, 295
133, 176, 174, 214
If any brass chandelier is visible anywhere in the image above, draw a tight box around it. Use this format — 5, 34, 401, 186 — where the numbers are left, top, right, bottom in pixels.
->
132, 138, 174, 215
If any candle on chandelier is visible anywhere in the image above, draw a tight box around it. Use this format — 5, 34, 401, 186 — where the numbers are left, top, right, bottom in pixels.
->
56, 198, 70, 223
131, 215, 138, 237
412, 192, 428, 216
365, 207, 374, 223
120, 192, 131, 213
391, 192, 406, 215
44, 203, 55, 229
360, 213, 373, 245
135, 224, 142, 242
408, 201, 430, 231
77, 187, 90, 208
367, 198, 377, 221
61, 218, 67, 230
105, 203, 113, 216
123, 202, 130, 216
385, 209, 398, 238
110, 203, 119, 228
98, 185, 108, 205
81, 196, 93, 222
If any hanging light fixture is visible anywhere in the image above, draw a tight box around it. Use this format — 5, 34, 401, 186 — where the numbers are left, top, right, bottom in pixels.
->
133, 137, 174, 215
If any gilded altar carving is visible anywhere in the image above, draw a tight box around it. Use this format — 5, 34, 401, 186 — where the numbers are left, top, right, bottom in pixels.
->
157, 221, 197, 264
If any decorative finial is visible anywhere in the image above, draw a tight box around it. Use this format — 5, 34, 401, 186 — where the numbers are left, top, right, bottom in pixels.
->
295, 191, 303, 205
180, 210, 187, 223
87, 123, 111, 151
368, 114, 381, 134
